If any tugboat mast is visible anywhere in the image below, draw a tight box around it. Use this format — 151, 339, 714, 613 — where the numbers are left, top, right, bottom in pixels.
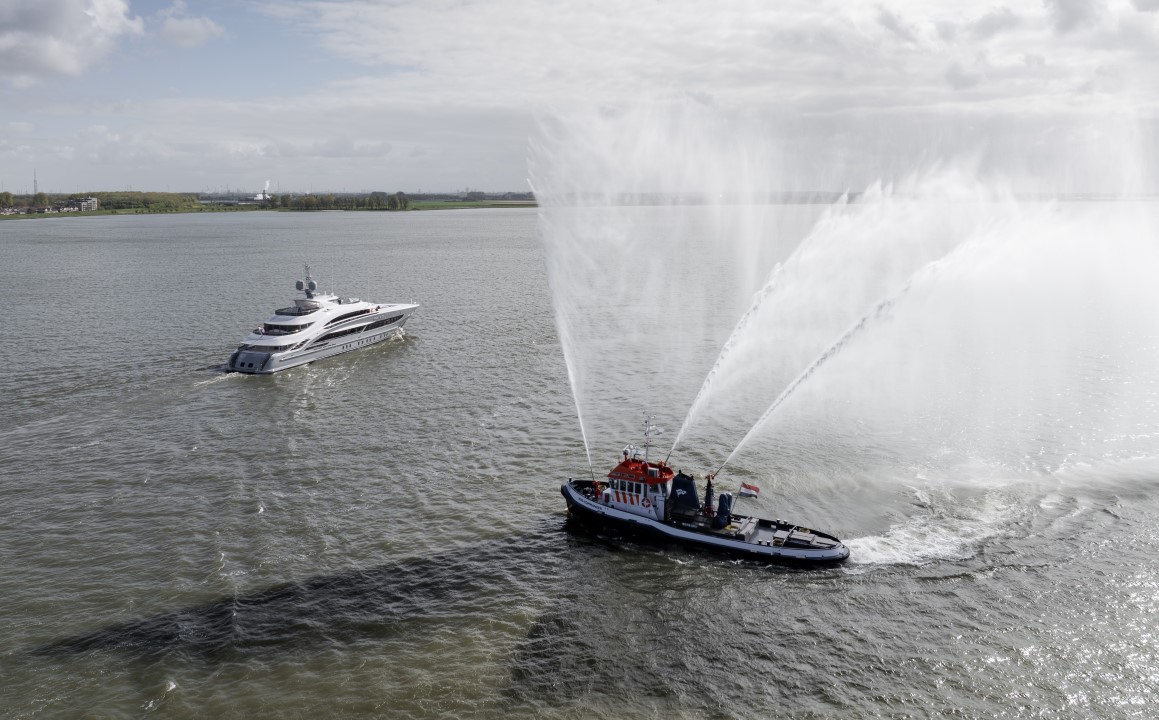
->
640, 412, 659, 463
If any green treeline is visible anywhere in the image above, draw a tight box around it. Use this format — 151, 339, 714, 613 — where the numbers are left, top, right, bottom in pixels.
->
0, 191, 200, 211
276, 191, 409, 210
2, 189, 535, 216
90, 192, 201, 210
0, 190, 408, 212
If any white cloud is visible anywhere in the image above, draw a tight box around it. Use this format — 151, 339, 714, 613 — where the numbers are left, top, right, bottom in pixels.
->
4, 0, 1159, 192
0, 0, 143, 86
260, 0, 1159, 117
945, 60, 983, 89
0, 140, 35, 160
1044, 0, 1107, 33
970, 7, 1024, 39
263, 136, 393, 159
158, 1, 223, 49
877, 6, 921, 44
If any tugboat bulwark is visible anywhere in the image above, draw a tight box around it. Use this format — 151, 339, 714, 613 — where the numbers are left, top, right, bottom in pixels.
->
561, 446, 849, 565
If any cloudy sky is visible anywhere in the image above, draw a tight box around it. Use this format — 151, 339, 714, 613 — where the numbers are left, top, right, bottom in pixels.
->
2, 0, 1158, 195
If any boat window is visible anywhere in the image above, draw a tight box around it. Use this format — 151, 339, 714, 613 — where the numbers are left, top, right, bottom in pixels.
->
318, 314, 405, 341
274, 305, 320, 316
262, 322, 312, 335
365, 314, 403, 330
240, 343, 293, 353
325, 308, 372, 327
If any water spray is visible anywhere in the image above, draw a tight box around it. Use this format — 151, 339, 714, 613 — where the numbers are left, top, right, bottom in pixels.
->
670, 262, 788, 457
716, 280, 916, 476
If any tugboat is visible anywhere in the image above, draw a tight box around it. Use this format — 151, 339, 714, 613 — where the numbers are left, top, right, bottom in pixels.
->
560, 420, 849, 564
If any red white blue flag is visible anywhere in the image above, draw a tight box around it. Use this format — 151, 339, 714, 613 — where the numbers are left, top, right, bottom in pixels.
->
739, 482, 760, 497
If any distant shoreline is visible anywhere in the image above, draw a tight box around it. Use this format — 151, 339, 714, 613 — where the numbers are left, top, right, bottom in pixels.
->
0, 199, 538, 220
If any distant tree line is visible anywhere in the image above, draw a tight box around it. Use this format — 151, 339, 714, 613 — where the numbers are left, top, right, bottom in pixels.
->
89, 192, 200, 210
2, 188, 532, 214
0, 191, 199, 211
271, 191, 410, 211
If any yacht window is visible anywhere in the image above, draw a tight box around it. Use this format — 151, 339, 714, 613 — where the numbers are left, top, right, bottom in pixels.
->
317, 314, 405, 343
366, 314, 403, 330
325, 308, 372, 327
262, 322, 311, 335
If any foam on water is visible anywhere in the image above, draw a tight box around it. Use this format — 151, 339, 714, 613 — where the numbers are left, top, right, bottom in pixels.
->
845, 486, 1029, 567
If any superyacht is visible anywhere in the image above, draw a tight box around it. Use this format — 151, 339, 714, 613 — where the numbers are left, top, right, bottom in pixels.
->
228, 266, 418, 374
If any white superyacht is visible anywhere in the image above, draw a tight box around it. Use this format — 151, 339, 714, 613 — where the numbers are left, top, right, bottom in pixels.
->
228, 266, 418, 374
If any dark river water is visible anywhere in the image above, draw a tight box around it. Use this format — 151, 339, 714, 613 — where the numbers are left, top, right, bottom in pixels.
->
2, 207, 1159, 719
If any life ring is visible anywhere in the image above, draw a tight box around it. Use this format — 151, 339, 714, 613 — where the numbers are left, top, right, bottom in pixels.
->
641, 498, 651, 508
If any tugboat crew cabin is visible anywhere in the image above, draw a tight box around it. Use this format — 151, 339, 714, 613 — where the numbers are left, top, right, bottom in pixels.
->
603, 446, 674, 520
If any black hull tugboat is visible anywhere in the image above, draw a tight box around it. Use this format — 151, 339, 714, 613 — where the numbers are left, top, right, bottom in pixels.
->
561, 424, 849, 565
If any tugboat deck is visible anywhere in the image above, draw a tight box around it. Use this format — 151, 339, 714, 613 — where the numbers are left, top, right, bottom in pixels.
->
668, 512, 838, 549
